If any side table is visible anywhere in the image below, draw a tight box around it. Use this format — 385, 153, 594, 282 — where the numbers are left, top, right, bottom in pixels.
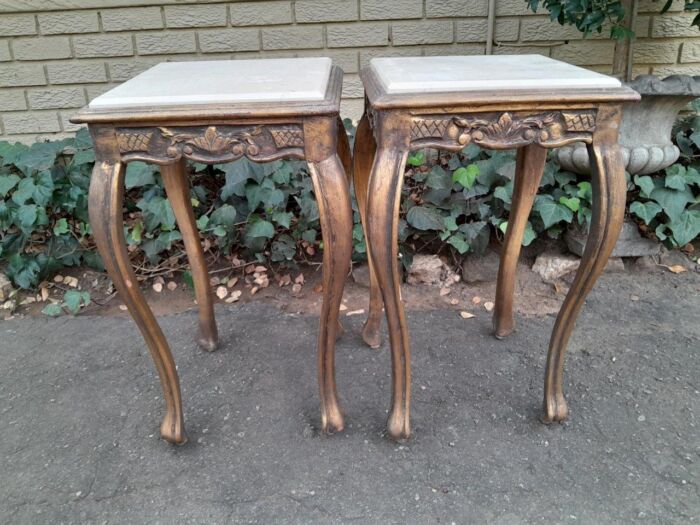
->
354, 55, 640, 440
72, 58, 353, 444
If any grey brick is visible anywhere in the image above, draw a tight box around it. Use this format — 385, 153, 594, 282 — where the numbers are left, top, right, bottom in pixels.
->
456, 18, 519, 42
3, 111, 61, 134
108, 59, 160, 81
638, 0, 685, 12
28, 87, 85, 109
13, 36, 72, 61
633, 41, 679, 64
0, 40, 10, 62
328, 22, 389, 47
262, 26, 323, 50
165, 5, 226, 28
60, 111, 82, 132
392, 20, 453, 46
522, 17, 591, 40
87, 84, 116, 101
136, 32, 196, 55
340, 97, 363, 121
341, 73, 363, 97
101, 7, 163, 32
681, 41, 700, 63
0, 64, 45, 87
427, 0, 488, 17
38, 11, 99, 35
3, 90, 28, 111
360, 46, 422, 68
493, 45, 550, 56
423, 43, 485, 55
230, 1, 292, 26
652, 14, 699, 37
361, 0, 422, 20
198, 29, 260, 53
295, 0, 358, 23
0, 14, 36, 36
551, 41, 614, 65
653, 64, 700, 76
74, 34, 133, 58
47, 62, 107, 84
496, 0, 536, 16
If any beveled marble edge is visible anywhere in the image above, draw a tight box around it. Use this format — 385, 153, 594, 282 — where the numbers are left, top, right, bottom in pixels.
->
360, 66, 641, 110
71, 65, 343, 124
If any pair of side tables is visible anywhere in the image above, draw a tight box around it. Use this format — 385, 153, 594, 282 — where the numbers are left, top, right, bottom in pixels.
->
72, 56, 639, 444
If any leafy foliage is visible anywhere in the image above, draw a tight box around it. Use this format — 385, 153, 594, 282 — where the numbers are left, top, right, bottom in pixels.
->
526, 0, 700, 39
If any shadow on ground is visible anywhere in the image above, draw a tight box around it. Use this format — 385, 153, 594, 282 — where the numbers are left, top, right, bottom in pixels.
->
1, 272, 698, 524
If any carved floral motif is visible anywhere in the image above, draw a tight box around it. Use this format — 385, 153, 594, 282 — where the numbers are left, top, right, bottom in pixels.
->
408, 110, 597, 150
159, 125, 263, 158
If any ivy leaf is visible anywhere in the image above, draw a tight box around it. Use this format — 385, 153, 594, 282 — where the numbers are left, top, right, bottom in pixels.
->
634, 175, 654, 198
668, 210, 700, 247
245, 218, 275, 239
447, 233, 470, 254
498, 220, 537, 246
272, 211, 293, 228
534, 195, 573, 229
494, 182, 513, 204
425, 166, 451, 190
559, 196, 580, 212
576, 181, 592, 201
5, 253, 40, 289
42, 303, 63, 317
664, 165, 687, 191
72, 148, 95, 166
209, 204, 237, 227
452, 165, 479, 189
17, 204, 38, 231
0, 174, 19, 197
629, 201, 662, 225
649, 186, 694, 223
63, 290, 91, 315
53, 218, 69, 235
406, 205, 444, 231
14, 142, 63, 175
683, 166, 700, 187
459, 221, 490, 255
11, 177, 36, 205
407, 151, 425, 166
138, 196, 176, 231
32, 171, 54, 206
125, 162, 157, 189
221, 163, 250, 200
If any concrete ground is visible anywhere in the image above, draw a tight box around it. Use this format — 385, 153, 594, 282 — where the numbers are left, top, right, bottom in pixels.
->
0, 271, 698, 524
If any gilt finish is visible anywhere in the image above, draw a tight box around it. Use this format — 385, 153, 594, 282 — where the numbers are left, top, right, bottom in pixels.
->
356, 59, 639, 440
72, 63, 351, 444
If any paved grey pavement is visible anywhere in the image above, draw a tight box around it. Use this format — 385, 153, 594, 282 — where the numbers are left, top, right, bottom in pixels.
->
1, 271, 698, 524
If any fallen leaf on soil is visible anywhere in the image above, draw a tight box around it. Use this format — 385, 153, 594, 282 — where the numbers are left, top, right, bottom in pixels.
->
154, 276, 164, 285
471, 296, 481, 305
19, 296, 36, 305
346, 309, 365, 316
294, 273, 305, 285
245, 265, 256, 274
167, 281, 177, 291
339, 303, 348, 311
119, 304, 128, 311
292, 283, 302, 294
313, 283, 323, 293
278, 274, 291, 287
53, 275, 64, 283
450, 298, 459, 305
630, 294, 640, 301
226, 277, 239, 288
460, 311, 474, 319
216, 286, 228, 299
64, 276, 79, 288
484, 301, 494, 312
439, 287, 450, 296
250, 286, 259, 295
661, 264, 686, 274
210, 276, 220, 286
40, 288, 50, 301
254, 265, 267, 273
225, 290, 242, 303
152, 282, 163, 293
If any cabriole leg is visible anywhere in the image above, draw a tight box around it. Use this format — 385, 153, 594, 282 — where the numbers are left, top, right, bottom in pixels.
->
543, 106, 626, 422
89, 160, 186, 444
493, 144, 547, 338
161, 159, 218, 352
308, 153, 353, 434
366, 146, 411, 440
353, 113, 383, 349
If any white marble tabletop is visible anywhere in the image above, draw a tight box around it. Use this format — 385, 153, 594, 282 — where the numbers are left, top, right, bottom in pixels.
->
370, 55, 621, 95
89, 57, 333, 109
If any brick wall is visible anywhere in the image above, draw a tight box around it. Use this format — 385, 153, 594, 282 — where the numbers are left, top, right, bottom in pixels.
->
0, 0, 698, 142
